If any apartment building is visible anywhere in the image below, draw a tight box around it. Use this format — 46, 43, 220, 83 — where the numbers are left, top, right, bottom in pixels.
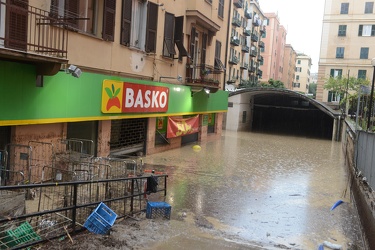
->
293, 53, 312, 94
317, 0, 375, 103
0, 0, 231, 159
226, 0, 266, 89
259, 13, 287, 83
282, 44, 297, 90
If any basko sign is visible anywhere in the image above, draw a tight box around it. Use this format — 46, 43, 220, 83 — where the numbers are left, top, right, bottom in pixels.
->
101, 80, 169, 113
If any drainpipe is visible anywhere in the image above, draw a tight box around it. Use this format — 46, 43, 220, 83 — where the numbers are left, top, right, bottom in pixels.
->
223, 0, 232, 89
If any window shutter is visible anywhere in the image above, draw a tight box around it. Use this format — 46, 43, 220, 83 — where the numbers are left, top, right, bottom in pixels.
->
50, 0, 59, 19
103, 0, 116, 41
201, 33, 207, 65
120, 0, 131, 45
190, 27, 196, 62
146, 2, 158, 52
163, 12, 176, 56
6, 0, 28, 50
65, 0, 79, 28
372, 25, 375, 36
174, 16, 188, 58
359, 25, 363, 36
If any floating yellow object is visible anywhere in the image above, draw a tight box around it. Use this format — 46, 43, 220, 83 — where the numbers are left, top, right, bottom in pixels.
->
192, 145, 201, 152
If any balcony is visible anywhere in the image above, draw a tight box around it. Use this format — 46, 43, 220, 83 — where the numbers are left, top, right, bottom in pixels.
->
257, 55, 263, 62
250, 50, 257, 57
0, 1, 68, 76
241, 45, 249, 53
233, 0, 243, 8
240, 62, 249, 69
243, 28, 251, 36
251, 33, 259, 42
257, 69, 263, 77
229, 56, 239, 65
253, 17, 261, 26
230, 36, 240, 46
249, 65, 256, 73
260, 25, 266, 34
185, 64, 221, 92
244, 9, 252, 19
258, 41, 265, 48
232, 17, 242, 27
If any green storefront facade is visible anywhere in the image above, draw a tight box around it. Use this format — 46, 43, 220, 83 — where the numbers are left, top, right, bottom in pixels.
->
0, 61, 228, 156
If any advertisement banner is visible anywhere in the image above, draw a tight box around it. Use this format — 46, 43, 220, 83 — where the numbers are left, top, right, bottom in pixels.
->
102, 80, 169, 113
167, 115, 199, 138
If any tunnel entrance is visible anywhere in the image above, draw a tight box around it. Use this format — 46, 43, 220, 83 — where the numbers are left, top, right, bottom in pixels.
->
226, 88, 341, 140
252, 94, 334, 139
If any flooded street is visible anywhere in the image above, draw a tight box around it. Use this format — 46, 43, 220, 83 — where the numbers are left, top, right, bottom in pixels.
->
143, 131, 365, 249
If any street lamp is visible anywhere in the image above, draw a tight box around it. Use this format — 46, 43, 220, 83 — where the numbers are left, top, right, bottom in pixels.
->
367, 58, 375, 131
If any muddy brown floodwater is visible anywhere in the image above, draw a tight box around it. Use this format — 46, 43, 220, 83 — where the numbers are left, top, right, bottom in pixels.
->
42, 131, 366, 250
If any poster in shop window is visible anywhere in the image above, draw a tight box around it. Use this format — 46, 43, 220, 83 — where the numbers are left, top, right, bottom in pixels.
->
167, 115, 199, 138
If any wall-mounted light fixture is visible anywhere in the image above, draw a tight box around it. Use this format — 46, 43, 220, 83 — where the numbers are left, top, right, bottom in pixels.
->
67, 65, 82, 78
159, 75, 183, 83
191, 87, 211, 97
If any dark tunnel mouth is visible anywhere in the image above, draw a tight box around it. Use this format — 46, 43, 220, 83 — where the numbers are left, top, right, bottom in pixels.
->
229, 88, 341, 140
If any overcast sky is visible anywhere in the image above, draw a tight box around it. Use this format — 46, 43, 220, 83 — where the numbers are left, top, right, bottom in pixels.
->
259, 0, 326, 73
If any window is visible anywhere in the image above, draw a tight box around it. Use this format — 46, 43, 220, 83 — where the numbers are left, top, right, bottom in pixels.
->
296, 67, 302, 72
358, 25, 375, 36
162, 14, 188, 59
328, 91, 341, 102
297, 59, 301, 64
340, 3, 349, 14
218, 0, 224, 18
50, 0, 116, 40
214, 40, 225, 70
296, 75, 300, 80
330, 69, 343, 78
358, 70, 367, 79
338, 25, 347, 36
121, 0, 149, 49
336, 47, 345, 58
293, 82, 300, 88
360, 47, 369, 59
163, 13, 176, 58
365, 2, 374, 13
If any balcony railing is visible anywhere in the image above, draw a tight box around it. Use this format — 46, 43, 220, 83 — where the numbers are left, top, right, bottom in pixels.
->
257, 69, 263, 77
0, 1, 68, 59
257, 55, 263, 62
258, 41, 265, 48
251, 33, 259, 42
242, 45, 249, 53
232, 17, 242, 27
240, 62, 249, 69
243, 28, 251, 36
229, 56, 239, 65
250, 50, 257, 57
233, 0, 243, 8
260, 25, 266, 34
244, 9, 252, 19
230, 36, 240, 46
185, 64, 221, 88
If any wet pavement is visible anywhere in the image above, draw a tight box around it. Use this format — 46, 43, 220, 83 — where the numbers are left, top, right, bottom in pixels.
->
143, 131, 366, 249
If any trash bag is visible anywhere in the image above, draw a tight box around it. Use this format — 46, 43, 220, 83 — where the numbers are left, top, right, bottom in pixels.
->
146, 176, 158, 194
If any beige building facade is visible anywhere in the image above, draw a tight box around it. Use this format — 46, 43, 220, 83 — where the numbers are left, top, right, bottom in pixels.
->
0, 0, 231, 160
317, 0, 375, 103
259, 13, 287, 83
293, 54, 312, 94
225, 0, 266, 89
282, 44, 297, 90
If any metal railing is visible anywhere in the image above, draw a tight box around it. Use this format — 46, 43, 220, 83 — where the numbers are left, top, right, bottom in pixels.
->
0, 1, 68, 58
0, 174, 168, 249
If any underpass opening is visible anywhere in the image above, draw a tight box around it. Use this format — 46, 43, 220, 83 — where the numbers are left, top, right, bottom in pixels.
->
227, 89, 339, 140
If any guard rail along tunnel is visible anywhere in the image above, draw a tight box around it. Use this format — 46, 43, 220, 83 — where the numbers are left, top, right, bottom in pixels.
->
224, 88, 343, 140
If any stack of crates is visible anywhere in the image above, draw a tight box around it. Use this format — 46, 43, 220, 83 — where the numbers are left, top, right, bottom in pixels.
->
146, 201, 171, 219
84, 202, 118, 234
1, 221, 41, 249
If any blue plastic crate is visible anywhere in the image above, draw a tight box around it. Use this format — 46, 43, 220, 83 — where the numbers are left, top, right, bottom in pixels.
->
146, 201, 171, 219
84, 202, 118, 234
